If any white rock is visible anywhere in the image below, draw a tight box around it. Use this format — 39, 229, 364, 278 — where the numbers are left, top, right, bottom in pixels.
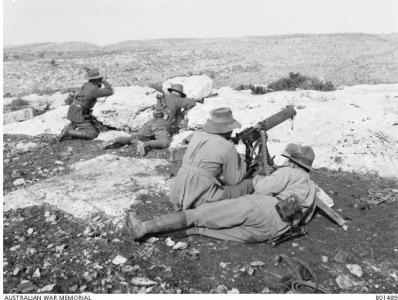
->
27, 228, 34, 235
172, 241, 188, 250
3, 154, 170, 222
227, 288, 240, 294
250, 260, 265, 267
32, 268, 41, 278
162, 75, 213, 99
38, 283, 56, 292
336, 274, 354, 289
3, 108, 34, 124
15, 142, 38, 153
346, 264, 363, 277
13, 178, 26, 186
165, 237, 175, 247
55, 244, 67, 252
131, 277, 157, 286
321, 256, 329, 263
112, 255, 127, 265
54, 160, 64, 165
145, 237, 159, 244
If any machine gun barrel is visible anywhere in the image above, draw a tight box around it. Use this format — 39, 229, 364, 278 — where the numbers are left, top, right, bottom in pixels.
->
258, 106, 297, 131
232, 106, 297, 144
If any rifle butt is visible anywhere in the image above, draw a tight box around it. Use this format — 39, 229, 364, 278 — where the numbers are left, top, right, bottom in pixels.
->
316, 197, 348, 230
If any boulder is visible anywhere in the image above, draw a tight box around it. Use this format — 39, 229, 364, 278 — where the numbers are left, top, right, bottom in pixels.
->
162, 75, 213, 99
3, 108, 34, 124
3, 154, 170, 224
93, 86, 157, 131
3, 106, 69, 135
177, 84, 398, 178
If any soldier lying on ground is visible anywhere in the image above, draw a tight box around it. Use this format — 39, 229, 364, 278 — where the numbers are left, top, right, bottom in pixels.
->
157, 83, 203, 133
58, 68, 114, 141
126, 143, 318, 243
102, 109, 171, 156
169, 107, 254, 211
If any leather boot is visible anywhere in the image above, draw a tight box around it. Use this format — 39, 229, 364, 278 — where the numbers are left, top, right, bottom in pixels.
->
58, 123, 74, 142
126, 211, 188, 241
68, 129, 94, 140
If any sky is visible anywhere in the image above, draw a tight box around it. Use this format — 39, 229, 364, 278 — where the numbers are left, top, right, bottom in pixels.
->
3, 0, 398, 46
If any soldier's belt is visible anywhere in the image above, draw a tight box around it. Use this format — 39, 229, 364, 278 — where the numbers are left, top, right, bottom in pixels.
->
181, 164, 221, 186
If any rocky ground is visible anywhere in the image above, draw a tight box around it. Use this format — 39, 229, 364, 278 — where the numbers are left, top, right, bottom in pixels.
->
3, 134, 398, 294
3, 33, 398, 294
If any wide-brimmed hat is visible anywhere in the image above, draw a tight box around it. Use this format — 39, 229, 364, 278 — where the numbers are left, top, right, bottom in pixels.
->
167, 84, 186, 97
202, 107, 241, 134
86, 68, 103, 80
281, 143, 316, 172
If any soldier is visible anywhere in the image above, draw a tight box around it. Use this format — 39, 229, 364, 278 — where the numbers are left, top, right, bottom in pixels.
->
126, 143, 318, 243
169, 107, 254, 211
156, 83, 202, 133
58, 68, 113, 141
102, 109, 171, 156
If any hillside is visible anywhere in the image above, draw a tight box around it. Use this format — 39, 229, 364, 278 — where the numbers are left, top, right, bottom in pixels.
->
4, 41, 101, 53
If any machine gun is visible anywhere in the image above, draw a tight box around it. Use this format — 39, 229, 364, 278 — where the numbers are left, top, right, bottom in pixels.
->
232, 106, 297, 177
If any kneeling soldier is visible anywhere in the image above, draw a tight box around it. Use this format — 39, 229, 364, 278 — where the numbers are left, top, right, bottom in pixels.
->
59, 68, 114, 141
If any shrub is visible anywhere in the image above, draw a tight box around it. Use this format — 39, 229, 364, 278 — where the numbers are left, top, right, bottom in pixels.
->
234, 73, 336, 95
148, 82, 163, 93
268, 72, 335, 92
6, 98, 30, 111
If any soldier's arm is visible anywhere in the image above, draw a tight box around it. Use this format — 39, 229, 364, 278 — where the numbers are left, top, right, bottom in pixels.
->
90, 80, 114, 98
252, 168, 289, 195
179, 97, 197, 111
222, 146, 246, 185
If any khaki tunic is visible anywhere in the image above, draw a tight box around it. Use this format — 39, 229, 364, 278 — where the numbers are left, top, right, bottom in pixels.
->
170, 131, 246, 210
67, 81, 113, 123
156, 93, 196, 133
136, 118, 171, 149
185, 167, 316, 243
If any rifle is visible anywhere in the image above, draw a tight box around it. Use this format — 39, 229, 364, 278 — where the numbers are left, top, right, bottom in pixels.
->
232, 106, 297, 177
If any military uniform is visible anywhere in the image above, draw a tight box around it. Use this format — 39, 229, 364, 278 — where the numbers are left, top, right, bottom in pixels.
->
184, 167, 316, 243
135, 117, 171, 149
156, 93, 196, 133
170, 131, 251, 210
64, 80, 113, 139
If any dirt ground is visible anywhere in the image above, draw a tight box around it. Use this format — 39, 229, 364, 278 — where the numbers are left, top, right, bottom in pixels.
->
3, 134, 398, 294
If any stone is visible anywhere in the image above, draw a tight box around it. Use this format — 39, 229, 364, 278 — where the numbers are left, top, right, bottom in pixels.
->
261, 287, 271, 293
3, 154, 170, 222
321, 256, 329, 263
27, 228, 34, 235
3, 108, 34, 124
250, 260, 265, 267
13, 266, 22, 276
15, 142, 38, 153
32, 268, 41, 278
55, 244, 67, 252
55, 160, 64, 165
112, 255, 127, 265
26, 247, 37, 255
145, 237, 160, 244
38, 283, 56, 292
346, 264, 363, 277
335, 274, 354, 290
10, 245, 21, 251
162, 75, 213, 99
227, 288, 240, 294
334, 249, 349, 263
17, 280, 37, 293
13, 178, 26, 186
172, 241, 188, 250
165, 237, 176, 247
131, 277, 157, 286
215, 284, 227, 293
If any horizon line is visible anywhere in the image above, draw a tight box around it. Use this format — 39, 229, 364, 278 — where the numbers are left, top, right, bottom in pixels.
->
4, 31, 398, 49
